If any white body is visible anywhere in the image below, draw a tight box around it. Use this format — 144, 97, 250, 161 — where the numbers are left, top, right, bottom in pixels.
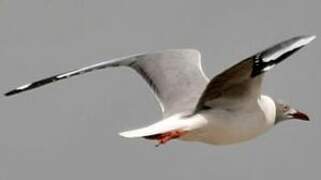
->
181, 95, 276, 144
120, 95, 276, 145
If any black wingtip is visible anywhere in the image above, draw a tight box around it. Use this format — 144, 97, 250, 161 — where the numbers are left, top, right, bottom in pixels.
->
4, 74, 62, 97
4, 90, 18, 96
4, 83, 33, 97
251, 35, 316, 77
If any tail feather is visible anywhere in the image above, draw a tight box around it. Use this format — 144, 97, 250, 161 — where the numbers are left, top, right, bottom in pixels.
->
119, 115, 188, 138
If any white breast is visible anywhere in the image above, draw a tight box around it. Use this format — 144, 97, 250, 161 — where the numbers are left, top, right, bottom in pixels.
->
181, 95, 277, 145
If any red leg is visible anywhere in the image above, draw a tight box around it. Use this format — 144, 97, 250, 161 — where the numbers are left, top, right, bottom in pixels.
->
155, 130, 186, 147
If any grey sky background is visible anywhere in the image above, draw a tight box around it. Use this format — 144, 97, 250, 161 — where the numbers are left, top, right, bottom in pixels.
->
0, 0, 320, 179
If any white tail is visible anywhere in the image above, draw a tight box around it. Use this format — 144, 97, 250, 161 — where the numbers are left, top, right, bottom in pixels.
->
119, 114, 189, 138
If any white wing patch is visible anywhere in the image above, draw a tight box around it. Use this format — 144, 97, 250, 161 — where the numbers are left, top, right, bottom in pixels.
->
263, 35, 316, 63
16, 83, 32, 90
262, 64, 276, 72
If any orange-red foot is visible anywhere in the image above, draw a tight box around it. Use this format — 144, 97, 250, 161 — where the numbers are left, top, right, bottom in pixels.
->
153, 130, 186, 147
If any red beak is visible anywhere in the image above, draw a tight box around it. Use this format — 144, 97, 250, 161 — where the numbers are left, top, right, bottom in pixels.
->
291, 111, 310, 121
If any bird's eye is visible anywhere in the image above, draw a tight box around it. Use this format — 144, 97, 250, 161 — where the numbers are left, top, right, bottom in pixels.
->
283, 106, 289, 112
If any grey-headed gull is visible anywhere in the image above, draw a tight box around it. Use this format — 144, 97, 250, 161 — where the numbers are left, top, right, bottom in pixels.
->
5, 35, 315, 146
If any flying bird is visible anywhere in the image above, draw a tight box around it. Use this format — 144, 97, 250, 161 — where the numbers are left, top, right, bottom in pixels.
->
5, 35, 315, 146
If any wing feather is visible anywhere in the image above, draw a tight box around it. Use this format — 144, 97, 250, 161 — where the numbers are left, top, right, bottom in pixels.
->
5, 49, 209, 117
195, 35, 316, 112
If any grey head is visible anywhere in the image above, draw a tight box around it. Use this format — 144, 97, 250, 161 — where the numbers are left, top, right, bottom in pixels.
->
275, 100, 310, 124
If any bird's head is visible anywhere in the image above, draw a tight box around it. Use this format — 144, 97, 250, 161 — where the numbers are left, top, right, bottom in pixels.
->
275, 101, 310, 124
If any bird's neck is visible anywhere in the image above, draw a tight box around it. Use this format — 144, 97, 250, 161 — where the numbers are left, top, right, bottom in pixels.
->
257, 95, 277, 125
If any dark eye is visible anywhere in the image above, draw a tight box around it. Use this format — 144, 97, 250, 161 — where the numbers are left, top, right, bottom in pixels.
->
283, 106, 289, 112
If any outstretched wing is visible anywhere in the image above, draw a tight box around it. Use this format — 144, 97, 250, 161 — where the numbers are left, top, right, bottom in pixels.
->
5, 49, 209, 117
195, 35, 316, 112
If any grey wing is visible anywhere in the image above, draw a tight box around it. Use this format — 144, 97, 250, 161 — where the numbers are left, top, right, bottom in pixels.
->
130, 49, 209, 117
195, 35, 316, 112
5, 49, 209, 118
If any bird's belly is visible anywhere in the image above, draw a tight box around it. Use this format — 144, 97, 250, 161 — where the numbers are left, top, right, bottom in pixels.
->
181, 109, 274, 145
